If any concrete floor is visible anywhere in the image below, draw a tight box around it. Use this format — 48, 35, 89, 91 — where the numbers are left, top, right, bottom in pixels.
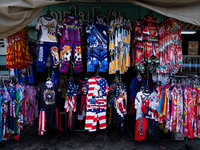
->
1, 124, 200, 150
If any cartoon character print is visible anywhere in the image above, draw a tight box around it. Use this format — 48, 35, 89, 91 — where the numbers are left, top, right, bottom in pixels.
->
141, 95, 155, 118
43, 89, 56, 105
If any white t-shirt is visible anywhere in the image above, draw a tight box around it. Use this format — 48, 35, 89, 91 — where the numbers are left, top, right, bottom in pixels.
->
36, 16, 58, 42
135, 91, 159, 120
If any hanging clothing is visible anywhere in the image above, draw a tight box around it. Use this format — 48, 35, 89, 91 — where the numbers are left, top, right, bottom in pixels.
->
129, 76, 146, 115
156, 18, 182, 74
64, 77, 77, 112
36, 82, 62, 135
0, 83, 39, 141
135, 91, 159, 120
108, 79, 127, 137
108, 16, 131, 74
142, 14, 159, 72
15, 62, 34, 84
77, 79, 87, 118
58, 14, 83, 73
86, 16, 108, 72
6, 27, 30, 69
132, 19, 145, 73
157, 83, 200, 139
64, 77, 77, 132
85, 76, 109, 132
36, 15, 60, 81
25, 85, 38, 125
134, 90, 159, 141
36, 16, 58, 42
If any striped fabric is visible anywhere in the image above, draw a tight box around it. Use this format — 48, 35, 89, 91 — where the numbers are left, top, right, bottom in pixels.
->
85, 109, 106, 132
38, 110, 46, 135
64, 95, 76, 112
85, 77, 109, 132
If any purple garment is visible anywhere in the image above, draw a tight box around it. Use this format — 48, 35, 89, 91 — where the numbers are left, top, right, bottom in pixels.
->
58, 14, 82, 43
25, 86, 38, 125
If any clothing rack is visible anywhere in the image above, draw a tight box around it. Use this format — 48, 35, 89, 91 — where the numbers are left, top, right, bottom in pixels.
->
0, 75, 15, 80
167, 74, 195, 150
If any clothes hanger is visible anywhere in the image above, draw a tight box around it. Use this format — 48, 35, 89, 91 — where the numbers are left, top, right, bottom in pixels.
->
95, 65, 100, 77
45, 5, 53, 18
119, 74, 122, 83
143, 85, 152, 95
70, 10, 75, 17
46, 77, 52, 84
84, 72, 89, 80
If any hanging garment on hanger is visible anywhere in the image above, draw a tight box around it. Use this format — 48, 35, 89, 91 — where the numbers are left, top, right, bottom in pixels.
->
134, 90, 159, 141
142, 14, 159, 71
86, 16, 108, 72
108, 16, 131, 74
132, 19, 145, 73
156, 82, 200, 139
25, 85, 38, 125
114, 81, 127, 118
156, 19, 182, 74
58, 14, 83, 73
36, 82, 62, 135
36, 15, 60, 73
7, 86, 16, 134
109, 79, 127, 119
64, 77, 77, 132
77, 79, 87, 119
85, 76, 109, 132
129, 76, 146, 115
6, 27, 30, 69
114, 81, 127, 138
64, 77, 77, 112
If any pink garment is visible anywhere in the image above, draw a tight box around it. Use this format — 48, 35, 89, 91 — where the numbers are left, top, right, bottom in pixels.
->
25, 85, 38, 125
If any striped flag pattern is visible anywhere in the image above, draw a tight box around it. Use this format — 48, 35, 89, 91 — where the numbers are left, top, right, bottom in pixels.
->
38, 110, 46, 135
85, 77, 109, 132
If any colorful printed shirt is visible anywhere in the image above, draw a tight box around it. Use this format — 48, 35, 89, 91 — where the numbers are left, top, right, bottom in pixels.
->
58, 14, 82, 43
135, 91, 159, 120
86, 16, 108, 51
36, 83, 60, 110
36, 16, 58, 42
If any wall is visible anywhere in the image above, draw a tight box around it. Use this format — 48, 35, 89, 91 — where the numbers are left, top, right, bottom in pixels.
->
28, 2, 162, 40
0, 38, 9, 75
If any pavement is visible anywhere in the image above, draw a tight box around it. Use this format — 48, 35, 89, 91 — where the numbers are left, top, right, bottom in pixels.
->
1, 123, 200, 150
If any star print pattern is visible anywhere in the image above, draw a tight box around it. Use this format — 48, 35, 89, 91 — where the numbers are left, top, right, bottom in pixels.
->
64, 78, 77, 112
86, 77, 109, 110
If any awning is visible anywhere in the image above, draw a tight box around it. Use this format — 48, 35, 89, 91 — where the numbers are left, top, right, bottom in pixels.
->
0, 0, 64, 39
1, 0, 200, 39
130, 0, 200, 26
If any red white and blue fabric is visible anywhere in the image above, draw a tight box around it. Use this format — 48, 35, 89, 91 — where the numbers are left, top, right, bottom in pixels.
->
86, 77, 108, 109
58, 14, 83, 73
85, 77, 109, 132
38, 110, 46, 135
85, 108, 106, 132
64, 78, 77, 112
